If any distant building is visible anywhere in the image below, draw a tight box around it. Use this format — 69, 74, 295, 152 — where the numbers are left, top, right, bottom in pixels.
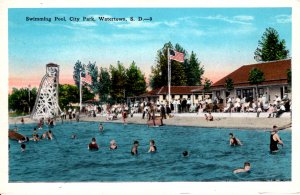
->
211, 59, 291, 101
131, 86, 206, 105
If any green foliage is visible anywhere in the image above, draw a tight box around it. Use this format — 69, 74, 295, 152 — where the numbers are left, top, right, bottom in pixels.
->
287, 68, 291, 86
8, 87, 37, 113
254, 27, 289, 62
203, 78, 212, 92
58, 84, 94, 109
110, 61, 127, 103
186, 51, 204, 86
150, 42, 200, 89
224, 77, 234, 92
125, 61, 147, 97
248, 68, 265, 85
73, 60, 86, 87
248, 68, 265, 98
86, 61, 98, 93
98, 67, 111, 102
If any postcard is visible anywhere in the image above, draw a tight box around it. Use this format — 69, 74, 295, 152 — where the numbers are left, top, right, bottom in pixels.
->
1, 1, 299, 195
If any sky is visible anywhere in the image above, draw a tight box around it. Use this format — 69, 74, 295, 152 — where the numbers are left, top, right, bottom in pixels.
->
8, 8, 291, 92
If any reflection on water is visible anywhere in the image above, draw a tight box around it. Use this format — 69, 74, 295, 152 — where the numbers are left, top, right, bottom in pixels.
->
9, 121, 291, 182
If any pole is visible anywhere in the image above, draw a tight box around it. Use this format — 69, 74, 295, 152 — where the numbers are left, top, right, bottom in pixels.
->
79, 69, 82, 113
167, 48, 171, 108
28, 84, 31, 114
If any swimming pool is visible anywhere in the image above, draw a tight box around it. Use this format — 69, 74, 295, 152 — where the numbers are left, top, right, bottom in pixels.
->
9, 121, 291, 182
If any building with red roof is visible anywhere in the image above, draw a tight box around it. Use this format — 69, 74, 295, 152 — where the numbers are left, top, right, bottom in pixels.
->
211, 59, 291, 101
131, 86, 204, 105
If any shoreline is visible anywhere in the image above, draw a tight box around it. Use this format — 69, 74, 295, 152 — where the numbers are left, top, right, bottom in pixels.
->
9, 112, 292, 130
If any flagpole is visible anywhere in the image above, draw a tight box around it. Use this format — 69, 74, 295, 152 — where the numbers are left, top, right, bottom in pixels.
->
168, 48, 171, 108
79, 68, 82, 113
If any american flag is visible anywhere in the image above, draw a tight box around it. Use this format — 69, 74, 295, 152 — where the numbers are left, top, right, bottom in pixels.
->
169, 49, 184, 63
82, 72, 92, 85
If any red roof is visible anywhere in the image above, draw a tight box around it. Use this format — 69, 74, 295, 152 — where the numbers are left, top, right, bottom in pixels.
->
140, 86, 203, 97
212, 59, 291, 89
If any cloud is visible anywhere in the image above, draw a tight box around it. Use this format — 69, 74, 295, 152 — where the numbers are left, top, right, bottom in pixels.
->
198, 15, 253, 25
275, 15, 291, 24
233, 15, 254, 21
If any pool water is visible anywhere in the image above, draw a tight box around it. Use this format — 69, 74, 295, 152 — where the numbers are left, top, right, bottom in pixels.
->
9, 121, 291, 182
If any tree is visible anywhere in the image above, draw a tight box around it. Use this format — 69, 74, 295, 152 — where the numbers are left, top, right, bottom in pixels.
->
97, 67, 111, 102
254, 27, 289, 62
150, 42, 187, 89
203, 78, 212, 93
86, 61, 99, 93
248, 68, 265, 99
8, 87, 37, 114
186, 51, 204, 86
125, 61, 147, 97
287, 68, 291, 86
58, 84, 94, 109
73, 60, 86, 88
110, 61, 127, 103
224, 77, 234, 92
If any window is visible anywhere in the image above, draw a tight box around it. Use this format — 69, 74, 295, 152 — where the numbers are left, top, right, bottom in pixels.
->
188, 95, 191, 98
236, 89, 241, 98
242, 88, 253, 98
163, 95, 166, 100
215, 91, 220, 97
195, 95, 199, 99
172, 95, 175, 99
258, 88, 264, 97
180, 95, 183, 99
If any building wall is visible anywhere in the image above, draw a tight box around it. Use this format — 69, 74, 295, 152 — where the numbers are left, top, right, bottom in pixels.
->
212, 84, 290, 103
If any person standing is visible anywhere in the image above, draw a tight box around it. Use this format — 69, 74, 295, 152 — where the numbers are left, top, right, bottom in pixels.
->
160, 104, 166, 119
270, 125, 284, 153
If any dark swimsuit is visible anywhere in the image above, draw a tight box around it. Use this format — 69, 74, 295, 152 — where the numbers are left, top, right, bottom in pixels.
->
270, 134, 279, 152
89, 143, 99, 150
231, 137, 238, 146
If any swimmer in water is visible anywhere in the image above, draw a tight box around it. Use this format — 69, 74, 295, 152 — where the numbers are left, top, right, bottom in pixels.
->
229, 133, 242, 146
109, 140, 118, 150
182, 151, 189, 157
233, 162, 251, 174
88, 137, 99, 150
99, 123, 104, 132
71, 134, 77, 139
21, 143, 26, 152
270, 125, 284, 153
131, 140, 139, 155
47, 130, 53, 140
148, 140, 157, 153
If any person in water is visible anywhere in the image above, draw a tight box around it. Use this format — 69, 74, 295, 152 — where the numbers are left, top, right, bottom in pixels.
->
99, 123, 104, 132
270, 125, 284, 152
233, 162, 251, 174
47, 130, 53, 140
21, 143, 26, 152
229, 133, 242, 146
71, 134, 77, 139
109, 140, 118, 150
182, 151, 189, 157
131, 140, 139, 155
88, 137, 99, 150
148, 140, 157, 153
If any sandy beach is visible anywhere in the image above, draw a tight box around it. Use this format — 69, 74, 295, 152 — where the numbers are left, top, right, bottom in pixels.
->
9, 112, 292, 130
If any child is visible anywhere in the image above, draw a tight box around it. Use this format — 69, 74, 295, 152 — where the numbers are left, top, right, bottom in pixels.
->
131, 140, 139, 155
88, 137, 99, 150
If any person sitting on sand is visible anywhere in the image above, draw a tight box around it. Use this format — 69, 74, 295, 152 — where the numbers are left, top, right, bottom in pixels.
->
131, 140, 139, 155
229, 133, 242, 146
233, 162, 251, 174
204, 112, 214, 121
109, 140, 118, 150
21, 143, 26, 152
88, 137, 99, 150
21, 117, 24, 124
148, 140, 157, 153
270, 125, 284, 153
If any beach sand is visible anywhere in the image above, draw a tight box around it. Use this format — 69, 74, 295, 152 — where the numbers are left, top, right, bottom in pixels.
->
10, 113, 291, 130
